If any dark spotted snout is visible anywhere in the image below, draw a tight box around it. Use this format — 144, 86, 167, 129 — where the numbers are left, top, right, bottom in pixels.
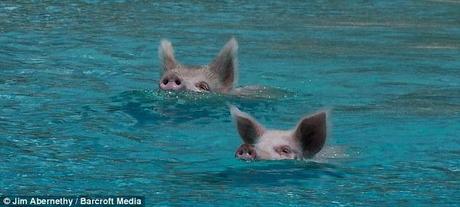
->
235, 144, 257, 160
160, 74, 183, 91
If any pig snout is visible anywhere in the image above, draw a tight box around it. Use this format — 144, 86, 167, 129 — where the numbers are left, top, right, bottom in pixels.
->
235, 144, 257, 160
160, 74, 183, 91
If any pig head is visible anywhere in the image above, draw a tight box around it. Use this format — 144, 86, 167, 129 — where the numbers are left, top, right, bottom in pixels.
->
158, 38, 237, 93
230, 106, 327, 160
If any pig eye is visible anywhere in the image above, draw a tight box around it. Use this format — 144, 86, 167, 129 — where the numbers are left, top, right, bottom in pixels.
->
281, 146, 291, 154
196, 81, 210, 91
276, 145, 292, 156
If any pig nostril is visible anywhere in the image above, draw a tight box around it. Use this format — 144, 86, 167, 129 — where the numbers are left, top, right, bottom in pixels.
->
162, 79, 168, 85
248, 151, 252, 155
238, 150, 243, 156
175, 79, 181, 85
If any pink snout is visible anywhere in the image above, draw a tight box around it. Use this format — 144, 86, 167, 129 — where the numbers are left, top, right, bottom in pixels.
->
235, 144, 257, 160
160, 75, 183, 91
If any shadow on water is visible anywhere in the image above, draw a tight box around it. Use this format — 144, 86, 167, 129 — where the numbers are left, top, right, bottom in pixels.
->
383, 88, 460, 117
172, 161, 344, 188
335, 87, 460, 117
107, 87, 294, 126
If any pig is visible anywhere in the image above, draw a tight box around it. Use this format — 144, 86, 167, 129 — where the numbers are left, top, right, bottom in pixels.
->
230, 106, 327, 160
158, 38, 237, 93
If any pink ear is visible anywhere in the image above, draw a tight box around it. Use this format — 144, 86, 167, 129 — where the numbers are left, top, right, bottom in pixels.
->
158, 39, 178, 71
230, 106, 264, 144
293, 111, 327, 158
209, 38, 238, 90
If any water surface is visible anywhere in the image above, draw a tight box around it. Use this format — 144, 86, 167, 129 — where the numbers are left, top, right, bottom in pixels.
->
1, 0, 459, 206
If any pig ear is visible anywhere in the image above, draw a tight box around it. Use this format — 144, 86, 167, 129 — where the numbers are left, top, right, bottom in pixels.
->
209, 38, 238, 90
158, 39, 178, 71
230, 106, 264, 144
293, 112, 327, 158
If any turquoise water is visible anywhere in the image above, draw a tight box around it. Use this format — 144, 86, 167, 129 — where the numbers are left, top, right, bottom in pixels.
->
1, 0, 459, 206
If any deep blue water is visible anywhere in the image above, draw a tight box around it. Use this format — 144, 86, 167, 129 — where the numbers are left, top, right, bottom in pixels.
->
1, 0, 459, 206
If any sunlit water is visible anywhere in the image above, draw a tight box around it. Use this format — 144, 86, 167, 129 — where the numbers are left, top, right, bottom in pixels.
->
1, 1, 459, 206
